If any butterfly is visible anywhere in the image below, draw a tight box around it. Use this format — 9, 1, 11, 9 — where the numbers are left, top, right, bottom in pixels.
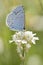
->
6, 5, 25, 31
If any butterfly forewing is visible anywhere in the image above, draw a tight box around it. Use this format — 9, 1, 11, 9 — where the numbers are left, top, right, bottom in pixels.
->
6, 5, 25, 31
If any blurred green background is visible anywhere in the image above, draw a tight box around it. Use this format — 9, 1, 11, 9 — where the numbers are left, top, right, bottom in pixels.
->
0, 0, 43, 65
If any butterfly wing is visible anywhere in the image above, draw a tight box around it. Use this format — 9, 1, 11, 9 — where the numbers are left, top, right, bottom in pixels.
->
6, 5, 25, 31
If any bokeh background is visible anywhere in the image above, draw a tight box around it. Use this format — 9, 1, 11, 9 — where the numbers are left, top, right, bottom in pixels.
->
0, 0, 43, 65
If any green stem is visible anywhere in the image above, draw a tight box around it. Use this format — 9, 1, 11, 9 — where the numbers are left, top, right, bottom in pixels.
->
20, 44, 25, 65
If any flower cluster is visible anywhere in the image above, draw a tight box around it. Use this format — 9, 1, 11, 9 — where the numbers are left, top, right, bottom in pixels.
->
9, 31, 39, 59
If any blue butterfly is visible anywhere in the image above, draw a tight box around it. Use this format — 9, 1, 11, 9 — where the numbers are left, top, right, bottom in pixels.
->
6, 5, 25, 31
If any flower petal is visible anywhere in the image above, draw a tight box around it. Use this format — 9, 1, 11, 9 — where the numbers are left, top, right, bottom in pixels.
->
9, 40, 13, 43
33, 37, 39, 40
31, 39, 36, 44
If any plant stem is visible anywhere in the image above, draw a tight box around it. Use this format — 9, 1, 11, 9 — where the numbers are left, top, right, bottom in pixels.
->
21, 45, 25, 65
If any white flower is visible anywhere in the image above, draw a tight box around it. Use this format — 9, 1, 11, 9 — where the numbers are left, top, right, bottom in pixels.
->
25, 44, 31, 52
25, 31, 39, 44
26, 44, 31, 49
12, 35, 17, 41
9, 30, 39, 59
31, 37, 39, 44
22, 40, 27, 44
25, 31, 33, 39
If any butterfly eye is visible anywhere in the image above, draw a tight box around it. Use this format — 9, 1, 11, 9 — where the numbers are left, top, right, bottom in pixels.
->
23, 27, 25, 30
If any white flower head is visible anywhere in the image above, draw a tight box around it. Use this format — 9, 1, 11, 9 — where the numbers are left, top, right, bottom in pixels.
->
9, 30, 39, 59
